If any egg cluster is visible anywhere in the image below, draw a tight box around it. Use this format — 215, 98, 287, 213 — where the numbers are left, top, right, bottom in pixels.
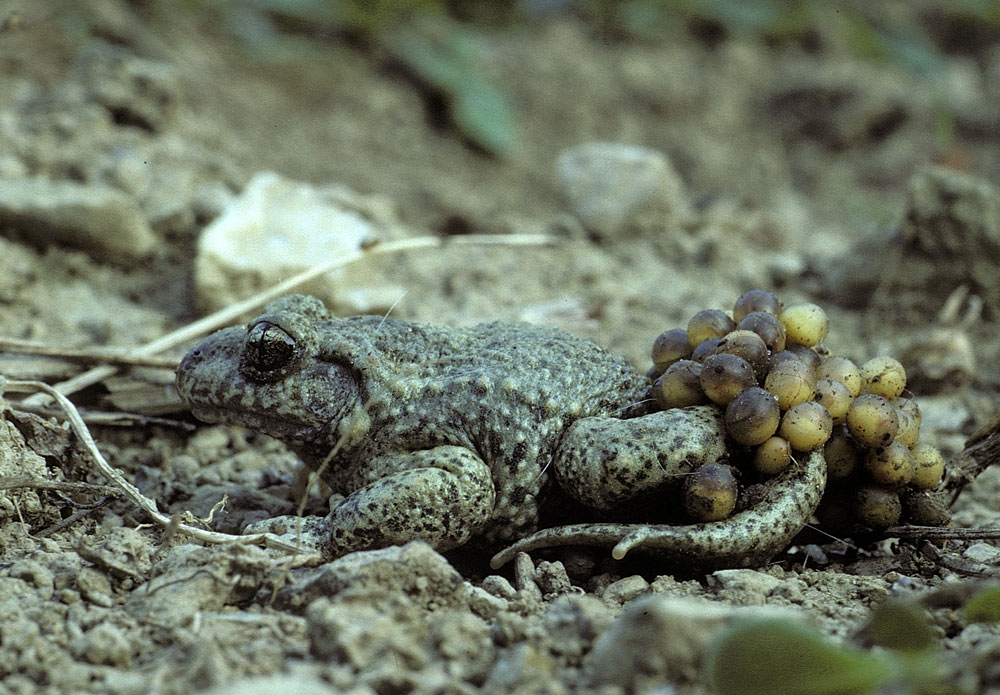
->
649, 289, 947, 529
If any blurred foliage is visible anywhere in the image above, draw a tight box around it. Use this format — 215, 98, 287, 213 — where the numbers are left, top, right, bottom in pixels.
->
706, 617, 898, 695
212, 0, 517, 157
380, 16, 516, 156
864, 599, 938, 653
201, 0, 998, 157
706, 600, 968, 695
963, 583, 1000, 624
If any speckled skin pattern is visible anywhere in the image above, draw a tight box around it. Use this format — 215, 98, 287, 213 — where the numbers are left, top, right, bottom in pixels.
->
176, 294, 823, 568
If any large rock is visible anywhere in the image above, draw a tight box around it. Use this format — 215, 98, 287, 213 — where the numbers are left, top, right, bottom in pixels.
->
193, 172, 402, 313
0, 177, 156, 264
823, 166, 1000, 321
557, 142, 688, 239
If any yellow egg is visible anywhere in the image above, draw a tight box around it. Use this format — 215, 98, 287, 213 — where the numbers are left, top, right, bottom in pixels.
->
736, 311, 787, 353
653, 360, 709, 409
814, 378, 854, 424
846, 394, 899, 449
733, 289, 781, 322
910, 443, 946, 489
779, 401, 833, 451
854, 485, 901, 529
687, 310, 736, 350
764, 358, 816, 410
700, 353, 757, 406
816, 356, 862, 398
779, 302, 829, 347
894, 410, 920, 448
824, 426, 862, 480
715, 330, 770, 381
860, 356, 907, 399
753, 436, 792, 476
865, 440, 915, 487
651, 328, 691, 372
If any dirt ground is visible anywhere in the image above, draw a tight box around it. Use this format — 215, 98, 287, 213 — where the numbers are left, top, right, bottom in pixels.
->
1, 1, 999, 693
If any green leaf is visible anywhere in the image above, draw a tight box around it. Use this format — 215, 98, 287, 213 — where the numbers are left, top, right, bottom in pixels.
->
451, 79, 516, 157
706, 618, 896, 695
381, 16, 517, 156
866, 599, 936, 652
964, 583, 1000, 624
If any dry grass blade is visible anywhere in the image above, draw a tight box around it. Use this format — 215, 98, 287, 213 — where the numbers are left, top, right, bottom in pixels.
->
3, 377, 322, 563
19, 233, 554, 407
0, 338, 179, 368
0, 475, 122, 497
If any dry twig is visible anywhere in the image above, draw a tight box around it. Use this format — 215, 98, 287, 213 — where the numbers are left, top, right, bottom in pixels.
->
4, 377, 322, 563
0, 338, 179, 368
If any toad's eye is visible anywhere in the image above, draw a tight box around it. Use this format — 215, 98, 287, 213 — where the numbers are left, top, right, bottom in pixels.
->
244, 321, 296, 373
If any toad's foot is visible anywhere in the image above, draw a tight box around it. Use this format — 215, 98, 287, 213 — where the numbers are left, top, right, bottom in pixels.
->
244, 515, 330, 555
490, 449, 826, 572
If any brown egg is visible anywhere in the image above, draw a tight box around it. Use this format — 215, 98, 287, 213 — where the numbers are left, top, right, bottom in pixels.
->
683, 463, 739, 522
700, 353, 758, 405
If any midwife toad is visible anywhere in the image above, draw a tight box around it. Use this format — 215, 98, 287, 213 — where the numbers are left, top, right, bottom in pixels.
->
176, 294, 825, 570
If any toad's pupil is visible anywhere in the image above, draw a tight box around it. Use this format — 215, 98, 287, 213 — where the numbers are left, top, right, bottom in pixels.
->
245, 322, 295, 371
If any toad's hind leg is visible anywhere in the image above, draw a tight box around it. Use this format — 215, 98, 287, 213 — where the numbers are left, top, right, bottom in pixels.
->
491, 448, 827, 571
551, 405, 728, 511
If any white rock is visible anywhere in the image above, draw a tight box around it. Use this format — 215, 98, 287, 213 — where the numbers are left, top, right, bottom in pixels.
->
193, 171, 403, 313
198, 675, 337, 695
557, 142, 687, 238
963, 542, 1000, 565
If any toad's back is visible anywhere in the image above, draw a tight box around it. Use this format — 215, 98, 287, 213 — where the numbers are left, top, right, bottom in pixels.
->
323, 316, 650, 538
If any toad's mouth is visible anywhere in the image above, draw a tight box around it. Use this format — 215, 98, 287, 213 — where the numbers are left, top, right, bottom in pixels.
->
188, 405, 324, 449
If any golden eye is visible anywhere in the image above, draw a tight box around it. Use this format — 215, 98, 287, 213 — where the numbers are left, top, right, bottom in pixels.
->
242, 321, 296, 376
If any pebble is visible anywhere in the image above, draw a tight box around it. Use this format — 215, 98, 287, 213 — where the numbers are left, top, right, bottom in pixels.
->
601, 575, 650, 605
198, 675, 338, 695
556, 142, 688, 238
708, 568, 783, 604
0, 177, 156, 264
963, 542, 1000, 565
193, 171, 401, 313
273, 541, 466, 613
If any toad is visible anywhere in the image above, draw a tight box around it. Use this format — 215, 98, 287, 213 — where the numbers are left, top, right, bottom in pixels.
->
175, 295, 825, 571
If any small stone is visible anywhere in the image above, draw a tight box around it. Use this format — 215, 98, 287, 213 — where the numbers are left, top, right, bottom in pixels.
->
0, 415, 50, 523
76, 567, 115, 608
8, 560, 54, 600
72, 621, 133, 667
0, 177, 155, 263
601, 575, 650, 605
273, 541, 465, 613
557, 142, 687, 238
480, 574, 518, 600
963, 542, 1000, 565
193, 171, 403, 313
198, 675, 337, 695
708, 568, 783, 604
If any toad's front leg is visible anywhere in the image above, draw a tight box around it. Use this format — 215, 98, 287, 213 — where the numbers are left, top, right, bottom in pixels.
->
326, 447, 496, 554
491, 405, 827, 571
251, 446, 496, 556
